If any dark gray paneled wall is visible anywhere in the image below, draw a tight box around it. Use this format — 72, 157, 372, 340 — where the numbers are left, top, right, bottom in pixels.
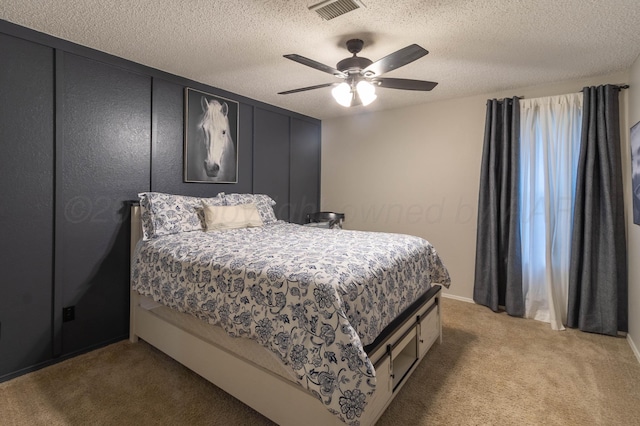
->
254, 109, 291, 221
0, 20, 320, 381
0, 33, 54, 378
290, 118, 321, 225
58, 53, 151, 354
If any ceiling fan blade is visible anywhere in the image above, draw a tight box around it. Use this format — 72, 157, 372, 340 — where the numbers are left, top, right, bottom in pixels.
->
373, 78, 438, 91
278, 82, 338, 95
283, 54, 347, 78
363, 44, 429, 77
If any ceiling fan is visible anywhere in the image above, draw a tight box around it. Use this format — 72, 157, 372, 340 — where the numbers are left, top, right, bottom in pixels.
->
278, 39, 438, 107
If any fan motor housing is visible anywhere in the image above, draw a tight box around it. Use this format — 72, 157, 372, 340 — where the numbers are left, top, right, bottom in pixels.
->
337, 56, 373, 73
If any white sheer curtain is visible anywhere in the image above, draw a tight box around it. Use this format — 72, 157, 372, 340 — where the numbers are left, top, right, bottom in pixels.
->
519, 93, 582, 330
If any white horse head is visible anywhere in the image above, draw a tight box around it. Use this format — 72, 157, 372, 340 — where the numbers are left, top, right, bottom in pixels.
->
199, 96, 234, 178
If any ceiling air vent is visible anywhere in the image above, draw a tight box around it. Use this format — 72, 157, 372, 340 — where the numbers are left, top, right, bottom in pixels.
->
309, 0, 366, 21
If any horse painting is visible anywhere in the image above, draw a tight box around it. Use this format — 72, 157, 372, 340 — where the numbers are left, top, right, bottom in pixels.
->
185, 90, 238, 183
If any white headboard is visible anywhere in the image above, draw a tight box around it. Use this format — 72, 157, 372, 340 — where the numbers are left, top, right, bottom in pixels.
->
130, 203, 142, 263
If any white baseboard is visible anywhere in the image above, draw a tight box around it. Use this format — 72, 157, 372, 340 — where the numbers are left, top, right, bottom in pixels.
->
441, 292, 474, 304
628, 334, 640, 364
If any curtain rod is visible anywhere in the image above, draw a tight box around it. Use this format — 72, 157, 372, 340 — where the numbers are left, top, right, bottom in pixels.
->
518, 84, 629, 100
492, 84, 629, 103
580, 84, 629, 93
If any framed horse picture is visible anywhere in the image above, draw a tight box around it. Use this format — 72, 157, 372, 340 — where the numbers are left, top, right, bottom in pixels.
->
184, 88, 239, 183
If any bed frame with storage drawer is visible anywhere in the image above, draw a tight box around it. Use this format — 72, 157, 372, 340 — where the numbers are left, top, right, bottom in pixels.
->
129, 204, 442, 425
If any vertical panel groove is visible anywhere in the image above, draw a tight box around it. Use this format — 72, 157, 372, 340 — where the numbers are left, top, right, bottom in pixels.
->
251, 105, 255, 194
53, 49, 64, 358
288, 117, 292, 220
150, 77, 156, 191
252, 105, 257, 193
317, 125, 322, 209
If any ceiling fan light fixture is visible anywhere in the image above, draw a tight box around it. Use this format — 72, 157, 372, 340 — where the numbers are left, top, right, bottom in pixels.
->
281, 39, 436, 106
332, 82, 353, 107
332, 80, 376, 107
356, 80, 377, 106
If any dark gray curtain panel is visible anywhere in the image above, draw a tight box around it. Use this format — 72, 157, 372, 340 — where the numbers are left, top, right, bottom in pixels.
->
473, 97, 524, 316
568, 85, 628, 335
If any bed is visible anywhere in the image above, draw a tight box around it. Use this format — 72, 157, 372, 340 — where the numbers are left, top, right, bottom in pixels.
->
129, 192, 450, 425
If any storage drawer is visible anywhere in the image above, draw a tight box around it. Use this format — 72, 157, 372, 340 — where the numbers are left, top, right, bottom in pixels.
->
418, 302, 439, 358
390, 325, 419, 390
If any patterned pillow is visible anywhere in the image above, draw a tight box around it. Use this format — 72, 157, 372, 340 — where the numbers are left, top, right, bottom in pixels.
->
223, 193, 278, 224
138, 192, 225, 240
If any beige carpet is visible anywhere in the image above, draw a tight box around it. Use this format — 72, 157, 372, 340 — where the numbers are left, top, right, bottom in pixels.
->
2, 298, 639, 425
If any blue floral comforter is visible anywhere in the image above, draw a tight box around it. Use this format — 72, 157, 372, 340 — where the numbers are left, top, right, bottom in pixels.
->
131, 222, 450, 424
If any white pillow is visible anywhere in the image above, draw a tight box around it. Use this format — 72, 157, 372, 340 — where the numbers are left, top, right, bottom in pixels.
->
202, 203, 264, 231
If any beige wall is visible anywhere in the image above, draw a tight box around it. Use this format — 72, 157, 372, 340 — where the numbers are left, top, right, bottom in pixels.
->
321, 71, 628, 302
627, 55, 640, 359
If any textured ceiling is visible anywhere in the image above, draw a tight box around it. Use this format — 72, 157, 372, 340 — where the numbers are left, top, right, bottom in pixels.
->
1, 0, 640, 120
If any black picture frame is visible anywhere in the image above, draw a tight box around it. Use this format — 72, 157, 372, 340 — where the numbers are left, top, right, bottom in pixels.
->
631, 120, 640, 225
184, 88, 239, 183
